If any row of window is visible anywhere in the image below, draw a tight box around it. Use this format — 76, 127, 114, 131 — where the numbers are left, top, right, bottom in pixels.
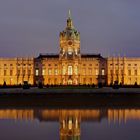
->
110, 63, 138, 66
36, 63, 101, 67
1, 64, 32, 67
17, 70, 31, 75
1, 70, 31, 76
110, 69, 138, 76
17, 64, 32, 66
35, 68, 105, 76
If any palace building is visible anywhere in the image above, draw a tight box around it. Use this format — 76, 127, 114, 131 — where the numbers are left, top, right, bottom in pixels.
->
0, 11, 140, 86
34, 11, 106, 86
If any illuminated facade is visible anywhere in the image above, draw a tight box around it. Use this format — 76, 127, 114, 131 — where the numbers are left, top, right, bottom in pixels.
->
0, 11, 140, 86
34, 11, 107, 85
0, 58, 34, 85
107, 57, 140, 85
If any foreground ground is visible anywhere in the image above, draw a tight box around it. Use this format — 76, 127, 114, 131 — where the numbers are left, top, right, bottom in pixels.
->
0, 87, 140, 108
0, 87, 139, 94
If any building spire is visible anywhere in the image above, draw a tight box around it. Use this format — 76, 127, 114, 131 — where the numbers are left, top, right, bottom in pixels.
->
68, 10, 71, 19
67, 10, 73, 28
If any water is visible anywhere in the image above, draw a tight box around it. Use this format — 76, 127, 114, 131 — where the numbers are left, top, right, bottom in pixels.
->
0, 108, 140, 140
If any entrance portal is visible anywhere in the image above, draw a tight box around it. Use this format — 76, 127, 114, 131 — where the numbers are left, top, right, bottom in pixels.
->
68, 79, 73, 85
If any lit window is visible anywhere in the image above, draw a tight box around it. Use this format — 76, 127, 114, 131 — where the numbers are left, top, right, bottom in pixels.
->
48, 69, 52, 75
68, 47, 73, 55
42, 69, 45, 75
63, 120, 65, 129
35, 69, 39, 76
95, 69, 99, 76
68, 66, 73, 75
62, 49, 65, 55
68, 119, 72, 130
101, 69, 105, 76
75, 119, 78, 129
75, 49, 78, 55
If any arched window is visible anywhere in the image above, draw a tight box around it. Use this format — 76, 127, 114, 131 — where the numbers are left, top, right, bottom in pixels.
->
68, 66, 73, 75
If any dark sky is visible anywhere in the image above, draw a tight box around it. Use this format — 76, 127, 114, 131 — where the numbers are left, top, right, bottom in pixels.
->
0, 0, 140, 57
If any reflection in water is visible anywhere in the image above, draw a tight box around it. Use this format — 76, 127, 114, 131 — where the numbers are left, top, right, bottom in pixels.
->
0, 108, 140, 139
59, 110, 81, 140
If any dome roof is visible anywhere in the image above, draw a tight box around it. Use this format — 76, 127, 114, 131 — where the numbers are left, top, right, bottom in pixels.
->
60, 11, 80, 40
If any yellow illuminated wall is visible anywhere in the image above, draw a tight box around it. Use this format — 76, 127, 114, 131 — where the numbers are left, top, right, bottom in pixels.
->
107, 57, 140, 85
0, 58, 34, 85
1, 12, 140, 86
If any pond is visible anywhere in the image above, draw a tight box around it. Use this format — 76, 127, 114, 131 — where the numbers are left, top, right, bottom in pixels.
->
0, 108, 140, 140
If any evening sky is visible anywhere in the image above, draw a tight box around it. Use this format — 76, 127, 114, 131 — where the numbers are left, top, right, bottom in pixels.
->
0, 0, 140, 57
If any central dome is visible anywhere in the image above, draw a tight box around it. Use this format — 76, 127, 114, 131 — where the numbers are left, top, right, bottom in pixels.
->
60, 11, 80, 40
